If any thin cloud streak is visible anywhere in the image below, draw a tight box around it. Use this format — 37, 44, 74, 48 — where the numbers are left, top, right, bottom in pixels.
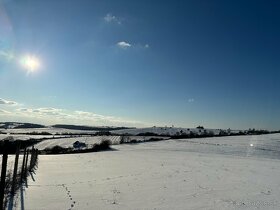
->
0, 98, 18, 106
0, 97, 147, 127
0, 109, 11, 114
7, 106, 145, 126
116, 42, 150, 50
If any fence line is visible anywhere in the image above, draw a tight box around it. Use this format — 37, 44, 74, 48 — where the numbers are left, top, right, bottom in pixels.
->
0, 140, 39, 210
0, 142, 8, 210
11, 142, 20, 195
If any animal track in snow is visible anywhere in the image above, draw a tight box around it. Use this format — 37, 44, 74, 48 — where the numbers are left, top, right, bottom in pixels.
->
62, 184, 77, 209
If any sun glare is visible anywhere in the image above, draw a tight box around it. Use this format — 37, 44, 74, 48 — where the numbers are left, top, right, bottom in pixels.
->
21, 55, 40, 73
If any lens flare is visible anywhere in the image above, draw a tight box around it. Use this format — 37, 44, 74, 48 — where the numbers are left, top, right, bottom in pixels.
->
20, 55, 40, 73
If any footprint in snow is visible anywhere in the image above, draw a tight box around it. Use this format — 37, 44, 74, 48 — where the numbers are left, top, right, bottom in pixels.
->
261, 190, 271, 195
62, 185, 76, 209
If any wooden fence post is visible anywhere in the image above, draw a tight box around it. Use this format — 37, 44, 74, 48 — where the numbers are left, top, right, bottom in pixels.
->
21, 148, 27, 182
35, 149, 38, 166
11, 141, 21, 194
0, 141, 8, 209
24, 150, 29, 177
30, 146, 35, 170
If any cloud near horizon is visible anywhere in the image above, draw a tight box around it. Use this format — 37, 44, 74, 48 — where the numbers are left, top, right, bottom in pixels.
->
0, 109, 11, 114
0, 97, 144, 126
0, 97, 145, 126
17, 107, 143, 126
0, 98, 18, 106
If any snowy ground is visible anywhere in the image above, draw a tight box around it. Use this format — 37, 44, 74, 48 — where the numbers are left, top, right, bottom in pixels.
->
0, 155, 25, 175
112, 127, 240, 136
33, 136, 121, 150
0, 134, 60, 141
0, 127, 97, 135
0, 126, 240, 142
32, 136, 170, 150
11, 134, 280, 210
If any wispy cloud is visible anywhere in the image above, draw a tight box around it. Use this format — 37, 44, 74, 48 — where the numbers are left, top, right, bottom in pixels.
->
104, 13, 122, 24
1, 97, 145, 126
144, 44, 150, 48
16, 107, 70, 119
117, 41, 132, 49
0, 50, 14, 61
139, 43, 150, 49
13, 107, 143, 126
0, 109, 11, 114
73, 110, 135, 124
74, 110, 139, 124
0, 98, 18, 106
188, 98, 195, 103
116, 42, 150, 50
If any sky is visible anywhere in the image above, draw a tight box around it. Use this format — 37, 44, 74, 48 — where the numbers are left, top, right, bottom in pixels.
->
0, 0, 279, 130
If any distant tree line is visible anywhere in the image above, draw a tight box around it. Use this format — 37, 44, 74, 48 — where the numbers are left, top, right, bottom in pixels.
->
0, 122, 45, 129
52, 124, 134, 131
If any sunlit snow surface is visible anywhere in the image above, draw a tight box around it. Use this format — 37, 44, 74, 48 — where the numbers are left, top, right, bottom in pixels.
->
33, 136, 121, 150
172, 134, 280, 160
10, 134, 280, 210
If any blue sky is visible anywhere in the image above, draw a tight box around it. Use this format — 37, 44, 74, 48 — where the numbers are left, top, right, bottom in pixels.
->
0, 0, 279, 129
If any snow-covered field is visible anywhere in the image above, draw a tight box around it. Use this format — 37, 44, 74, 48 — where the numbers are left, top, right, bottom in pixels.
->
11, 133, 280, 210
0, 155, 25, 178
0, 126, 240, 142
174, 134, 280, 160
0, 134, 63, 141
0, 127, 97, 135
32, 136, 170, 150
33, 136, 121, 150
113, 126, 239, 136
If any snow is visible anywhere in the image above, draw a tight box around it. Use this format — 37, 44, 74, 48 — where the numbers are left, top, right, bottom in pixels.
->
0, 155, 25, 179
32, 136, 171, 150
0, 134, 63, 141
0, 127, 97, 135
173, 134, 280, 159
113, 126, 232, 136
33, 136, 121, 150
11, 134, 280, 210
0, 126, 240, 142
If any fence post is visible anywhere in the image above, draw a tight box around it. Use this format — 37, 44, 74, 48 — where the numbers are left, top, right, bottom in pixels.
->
11, 141, 21, 194
35, 149, 39, 166
30, 146, 35, 170
24, 150, 29, 177
0, 141, 9, 209
21, 148, 27, 182
29, 149, 33, 171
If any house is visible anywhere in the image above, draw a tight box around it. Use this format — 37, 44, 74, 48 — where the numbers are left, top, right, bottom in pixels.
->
73, 141, 86, 149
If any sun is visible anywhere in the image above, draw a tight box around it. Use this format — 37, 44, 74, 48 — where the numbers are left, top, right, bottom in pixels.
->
21, 55, 40, 73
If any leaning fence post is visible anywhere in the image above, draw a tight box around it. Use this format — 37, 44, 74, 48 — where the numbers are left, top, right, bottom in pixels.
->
24, 150, 29, 177
30, 146, 35, 170
29, 148, 33, 170
11, 141, 21, 194
21, 148, 27, 182
0, 141, 9, 209
35, 149, 39, 166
